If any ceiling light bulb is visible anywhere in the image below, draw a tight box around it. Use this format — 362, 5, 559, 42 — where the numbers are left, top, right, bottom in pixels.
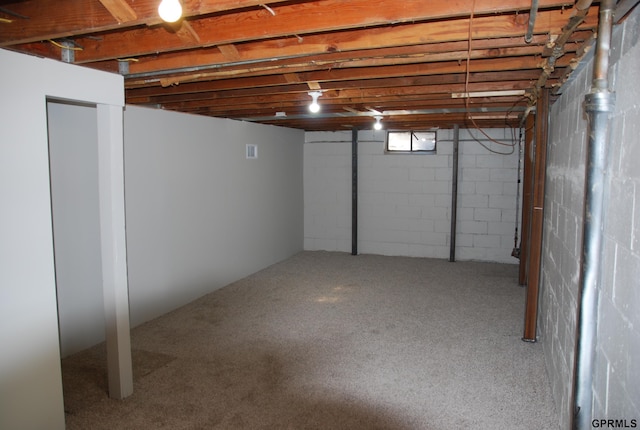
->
373, 116, 383, 130
308, 91, 322, 113
158, 0, 182, 23
309, 101, 320, 113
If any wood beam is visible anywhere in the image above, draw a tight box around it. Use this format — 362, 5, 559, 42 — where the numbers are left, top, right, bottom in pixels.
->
519, 113, 536, 285
522, 88, 550, 342
97, 0, 137, 23
155, 81, 532, 112
173, 21, 201, 45
126, 53, 574, 88
217, 44, 241, 62
0, 0, 297, 46
32, 8, 596, 65
126, 70, 544, 99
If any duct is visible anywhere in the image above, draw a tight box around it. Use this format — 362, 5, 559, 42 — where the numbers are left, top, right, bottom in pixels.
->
525, 0, 539, 43
571, 0, 616, 429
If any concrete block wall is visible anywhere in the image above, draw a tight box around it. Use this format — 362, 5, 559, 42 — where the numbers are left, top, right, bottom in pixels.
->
304, 128, 521, 263
540, 7, 640, 429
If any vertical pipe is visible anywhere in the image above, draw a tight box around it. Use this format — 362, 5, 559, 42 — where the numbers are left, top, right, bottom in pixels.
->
449, 125, 459, 262
525, 0, 539, 43
572, 1, 615, 428
352, 128, 358, 256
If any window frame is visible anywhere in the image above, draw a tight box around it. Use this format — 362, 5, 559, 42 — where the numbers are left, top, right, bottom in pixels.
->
385, 130, 437, 154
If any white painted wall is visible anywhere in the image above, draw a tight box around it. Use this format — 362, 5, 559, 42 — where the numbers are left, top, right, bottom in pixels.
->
540, 7, 640, 428
124, 106, 304, 326
0, 48, 124, 430
48, 102, 105, 358
304, 129, 520, 263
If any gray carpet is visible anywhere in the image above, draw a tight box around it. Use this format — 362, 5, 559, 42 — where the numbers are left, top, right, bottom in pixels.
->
62, 251, 558, 429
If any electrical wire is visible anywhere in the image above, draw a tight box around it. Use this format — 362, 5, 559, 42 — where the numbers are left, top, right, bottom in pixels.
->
463, 0, 519, 155
48, 39, 83, 51
260, 4, 276, 16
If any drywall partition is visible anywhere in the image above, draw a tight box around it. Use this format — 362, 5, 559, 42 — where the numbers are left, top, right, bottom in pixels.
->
123, 106, 304, 326
47, 102, 104, 358
304, 129, 521, 263
0, 48, 130, 429
539, 7, 640, 429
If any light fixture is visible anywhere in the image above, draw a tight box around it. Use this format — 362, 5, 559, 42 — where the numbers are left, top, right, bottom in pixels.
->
158, 0, 182, 23
308, 91, 322, 113
373, 116, 383, 130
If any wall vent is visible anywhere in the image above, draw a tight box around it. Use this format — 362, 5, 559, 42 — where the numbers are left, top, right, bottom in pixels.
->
246, 144, 258, 159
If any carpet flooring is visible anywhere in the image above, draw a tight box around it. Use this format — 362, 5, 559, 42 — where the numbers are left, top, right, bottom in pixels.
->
61, 251, 558, 429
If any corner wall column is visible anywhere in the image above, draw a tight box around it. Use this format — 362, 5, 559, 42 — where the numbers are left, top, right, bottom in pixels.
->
97, 103, 133, 399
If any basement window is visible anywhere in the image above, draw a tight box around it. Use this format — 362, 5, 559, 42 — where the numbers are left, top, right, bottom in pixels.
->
386, 130, 437, 154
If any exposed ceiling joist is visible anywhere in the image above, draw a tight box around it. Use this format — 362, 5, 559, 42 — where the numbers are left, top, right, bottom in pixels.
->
0, 0, 601, 131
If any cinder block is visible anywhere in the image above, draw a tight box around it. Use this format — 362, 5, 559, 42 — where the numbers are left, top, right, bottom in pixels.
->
396, 205, 422, 219
436, 141, 454, 155
472, 181, 503, 195
459, 194, 489, 208
634, 182, 640, 253
460, 154, 477, 168
490, 168, 516, 182
476, 181, 504, 196
456, 207, 474, 221
462, 167, 491, 182
473, 234, 500, 248
607, 178, 635, 248
474, 208, 501, 222
501, 209, 517, 223
435, 167, 452, 181
409, 167, 435, 182
489, 194, 515, 209
434, 220, 451, 233
407, 217, 434, 232
427, 181, 451, 195
612, 245, 640, 330
476, 154, 505, 168
455, 233, 473, 247
459, 220, 488, 234
421, 231, 447, 246
420, 155, 449, 168
421, 206, 448, 221
620, 110, 640, 181
487, 221, 515, 237
458, 182, 476, 195
434, 193, 452, 208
